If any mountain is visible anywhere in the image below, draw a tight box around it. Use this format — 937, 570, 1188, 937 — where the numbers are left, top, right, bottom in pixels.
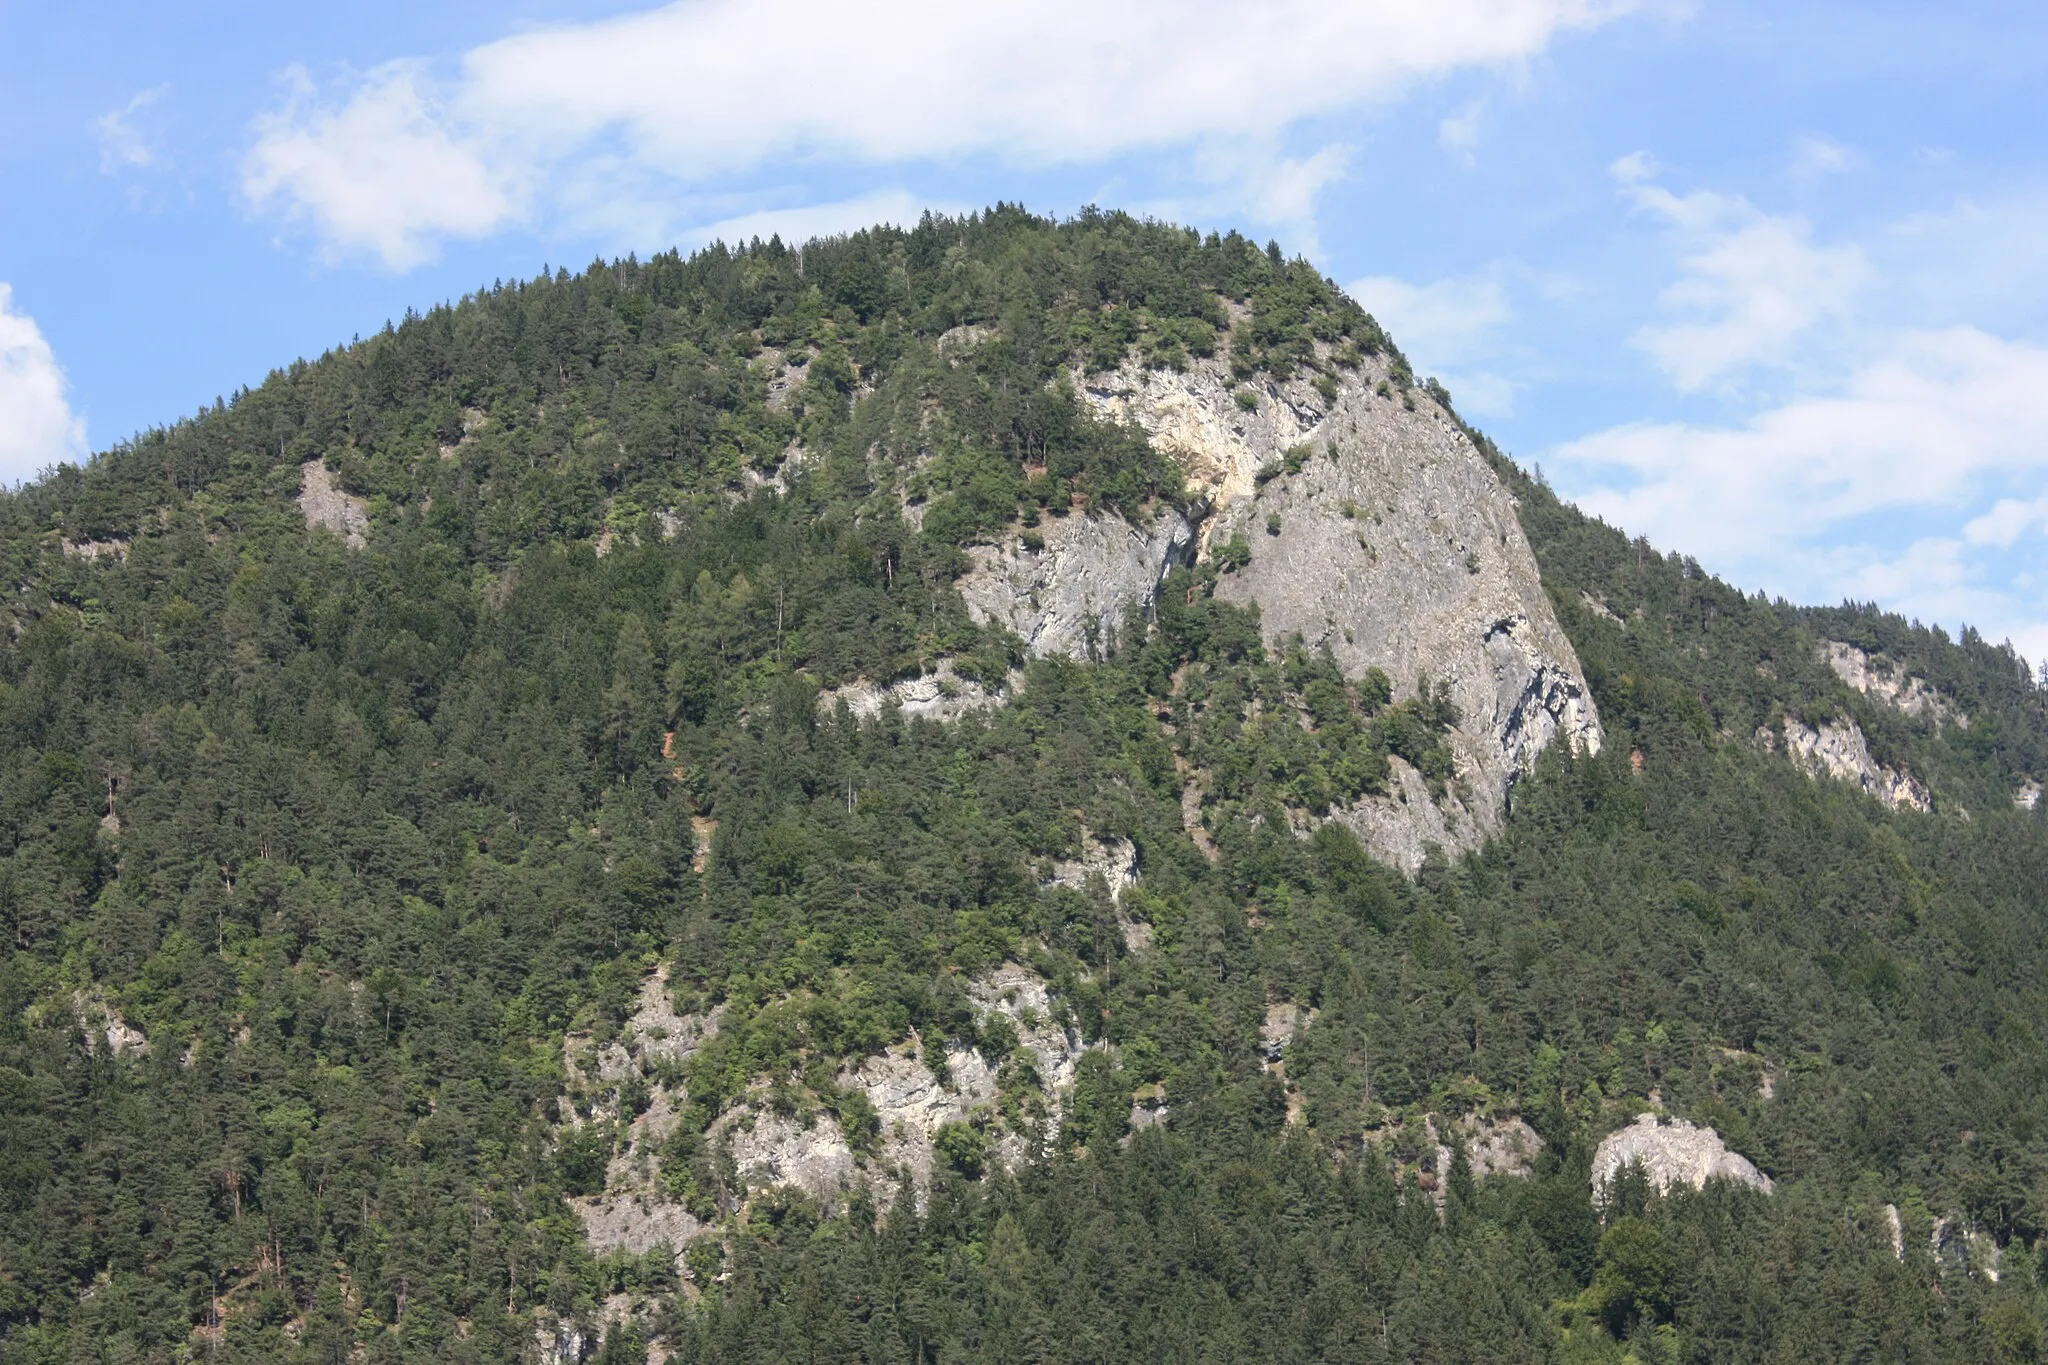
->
1, 206, 2045, 1363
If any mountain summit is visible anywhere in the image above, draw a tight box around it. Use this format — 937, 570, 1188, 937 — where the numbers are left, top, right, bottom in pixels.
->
2, 207, 2045, 1362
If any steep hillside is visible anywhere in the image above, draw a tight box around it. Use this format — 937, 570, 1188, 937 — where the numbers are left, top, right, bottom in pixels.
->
0, 208, 2045, 1364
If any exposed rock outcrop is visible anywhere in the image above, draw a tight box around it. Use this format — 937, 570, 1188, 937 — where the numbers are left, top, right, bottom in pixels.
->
1580, 591, 1624, 626
1417, 1114, 1545, 1187
1771, 716, 1931, 812
1592, 1113, 1773, 1201
563, 962, 1092, 1264
727, 965, 1090, 1199
1368, 1111, 1543, 1218
72, 992, 148, 1058
819, 659, 1021, 724
1327, 756, 1482, 877
2017, 780, 2042, 811
298, 459, 367, 549
61, 537, 128, 562
958, 507, 1196, 659
1047, 835, 1152, 949
1085, 350, 1599, 870
1930, 1216, 2004, 1280
1822, 642, 1965, 727
1046, 834, 1137, 903
563, 969, 720, 1262
1257, 1001, 1312, 1064
1462, 1116, 1545, 1180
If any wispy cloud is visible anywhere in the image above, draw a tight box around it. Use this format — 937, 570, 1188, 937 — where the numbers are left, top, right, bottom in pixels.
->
1552, 164, 2048, 663
95, 85, 168, 174
1559, 327, 2048, 560
242, 0, 1638, 269
1965, 494, 2048, 550
1349, 273, 1511, 360
1439, 100, 1486, 157
1619, 170, 1871, 391
1348, 271, 1517, 414
1789, 134, 1860, 179
1554, 324, 2048, 654
0, 284, 87, 484
679, 190, 962, 252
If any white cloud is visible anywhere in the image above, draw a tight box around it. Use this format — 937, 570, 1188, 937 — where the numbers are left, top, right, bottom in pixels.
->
1349, 272, 1517, 415
1624, 182, 1871, 391
0, 284, 87, 485
96, 85, 168, 173
1434, 369, 1518, 418
245, 0, 1636, 268
1553, 326, 2048, 569
1608, 149, 1660, 184
1964, 495, 2048, 549
1562, 163, 2048, 670
1179, 139, 1354, 255
244, 64, 522, 270
1348, 273, 1511, 363
1887, 191, 2048, 329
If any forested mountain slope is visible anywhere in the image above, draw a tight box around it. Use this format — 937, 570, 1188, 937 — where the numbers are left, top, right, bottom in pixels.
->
2, 207, 2046, 1363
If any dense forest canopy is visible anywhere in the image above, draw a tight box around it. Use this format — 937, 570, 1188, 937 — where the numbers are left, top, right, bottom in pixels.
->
1, 206, 2045, 1363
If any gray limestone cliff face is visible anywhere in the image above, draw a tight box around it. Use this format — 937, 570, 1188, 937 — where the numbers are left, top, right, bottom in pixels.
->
1767, 716, 1931, 813
1592, 1113, 1773, 1202
298, 459, 367, 549
817, 659, 1021, 723
560, 963, 1093, 1263
1823, 641, 1966, 728
1086, 352, 1601, 869
958, 507, 1196, 659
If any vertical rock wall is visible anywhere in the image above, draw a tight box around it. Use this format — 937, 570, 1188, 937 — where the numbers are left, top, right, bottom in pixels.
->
1088, 351, 1601, 868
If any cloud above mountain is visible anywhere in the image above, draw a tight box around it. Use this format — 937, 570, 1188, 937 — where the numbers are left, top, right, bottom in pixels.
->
243, 0, 1635, 269
0, 285, 85, 486
1552, 164, 2048, 662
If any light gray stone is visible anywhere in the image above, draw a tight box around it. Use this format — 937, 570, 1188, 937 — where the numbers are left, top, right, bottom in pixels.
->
1823, 641, 1965, 728
1047, 834, 1137, 903
1083, 352, 1600, 870
564, 969, 720, 1262
72, 991, 148, 1058
1592, 1112, 1773, 1202
1772, 716, 1931, 812
959, 507, 1196, 660
819, 659, 1020, 724
297, 459, 367, 549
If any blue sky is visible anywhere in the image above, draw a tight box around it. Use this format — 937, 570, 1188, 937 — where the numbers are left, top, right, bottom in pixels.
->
4, 0, 2047, 664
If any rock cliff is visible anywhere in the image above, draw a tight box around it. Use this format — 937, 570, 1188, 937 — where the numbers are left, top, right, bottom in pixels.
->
1769, 716, 1931, 812
817, 659, 1020, 723
561, 963, 1092, 1263
1823, 642, 1965, 727
1592, 1113, 1774, 1201
958, 506, 1196, 659
561, 969, 721, 1263
297, 459, 367, 548
1078, 349, 1600, 868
